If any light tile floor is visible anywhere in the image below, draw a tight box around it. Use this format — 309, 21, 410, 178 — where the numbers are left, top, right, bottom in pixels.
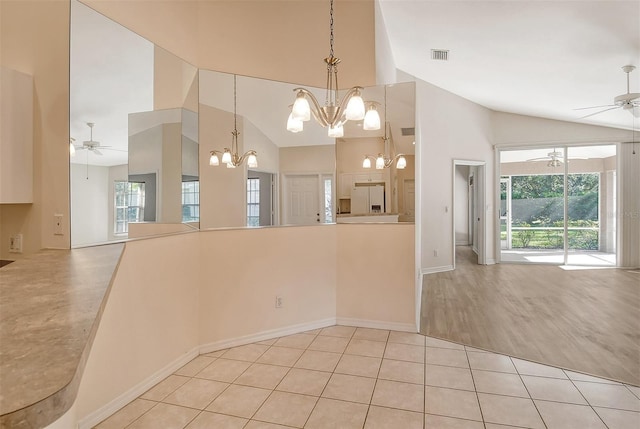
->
95, 326, 640, 429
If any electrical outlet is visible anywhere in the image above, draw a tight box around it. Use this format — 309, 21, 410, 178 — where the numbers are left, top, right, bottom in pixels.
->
54, 214, 64, 235
9, 234, 23, 253
275, 295, 283, 308
433, 250, 439, 257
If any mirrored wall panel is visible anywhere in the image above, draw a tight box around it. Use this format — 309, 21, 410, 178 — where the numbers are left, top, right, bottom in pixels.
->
199, 71, 415, 228
70, 0, 198, 246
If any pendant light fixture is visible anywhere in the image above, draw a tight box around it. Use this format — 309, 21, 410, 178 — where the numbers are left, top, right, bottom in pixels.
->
286, 0, 380, 137
362, 86, 406, 170
210, 74, 258, 169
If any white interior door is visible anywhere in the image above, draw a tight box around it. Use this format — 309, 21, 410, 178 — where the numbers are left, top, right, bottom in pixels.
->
404, 179, 415, 217
285, 175, 320, 225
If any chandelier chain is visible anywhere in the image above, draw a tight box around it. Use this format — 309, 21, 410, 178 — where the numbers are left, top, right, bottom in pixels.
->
233, 74, 237, 132
329, 0, 334, 58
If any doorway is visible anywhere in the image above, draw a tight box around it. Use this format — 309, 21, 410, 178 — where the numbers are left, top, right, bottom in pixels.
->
498, 145, 617, 266
453, 160, 486, 267
282, 173, 334, 225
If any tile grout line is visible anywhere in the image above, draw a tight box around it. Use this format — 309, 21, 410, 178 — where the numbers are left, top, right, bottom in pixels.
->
509, 355, 548, 429
562, 368, 612, 429
300, 326, 356, 428
463, 341, 487, 429
359, 329, 391, 429
247, 330, 322, 426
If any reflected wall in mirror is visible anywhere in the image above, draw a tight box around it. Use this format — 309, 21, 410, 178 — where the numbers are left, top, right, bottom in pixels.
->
336, 82, 416, 223
199, 70, 337, 229
198, 70, 416, 228
70, 0, 198, 246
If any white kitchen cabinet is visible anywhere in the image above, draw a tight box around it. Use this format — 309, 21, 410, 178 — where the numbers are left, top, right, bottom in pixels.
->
339, 172, 385, 199
1, 67, 33, 203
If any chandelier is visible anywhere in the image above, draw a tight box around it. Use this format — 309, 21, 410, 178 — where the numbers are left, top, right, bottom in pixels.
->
209, 74, 258, 169
362, 86, 406, 170
286, 0, 380, 137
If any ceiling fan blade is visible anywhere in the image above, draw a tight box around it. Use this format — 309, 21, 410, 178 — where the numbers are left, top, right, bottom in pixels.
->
574, 104, 616, 111
579, 106, 620, 119
92, 149, 103, 156
526, 157, 551, 162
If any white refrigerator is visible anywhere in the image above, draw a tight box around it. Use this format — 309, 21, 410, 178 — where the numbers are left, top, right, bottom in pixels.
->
351, 184, 385, 214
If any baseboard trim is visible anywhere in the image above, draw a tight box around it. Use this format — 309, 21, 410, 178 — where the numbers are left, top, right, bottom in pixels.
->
78, 346, 200, 429
421, 265, 454, 275
485, 258, 496, 265
199, 318, 337, 355
336, 317, 417, 333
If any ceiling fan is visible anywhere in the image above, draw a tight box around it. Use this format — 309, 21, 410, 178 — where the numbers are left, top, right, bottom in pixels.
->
526, 149, 586, 167
72, 122, 112, 156
575, 65, 640, 119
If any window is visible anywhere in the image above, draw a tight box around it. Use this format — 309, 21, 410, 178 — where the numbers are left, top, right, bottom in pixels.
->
182, 181, 200, 222
324, 178, 333, 223
247, 178, 260, 226
114, 181, 145, 234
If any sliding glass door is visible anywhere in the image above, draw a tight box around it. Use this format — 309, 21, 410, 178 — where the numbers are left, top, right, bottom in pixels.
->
499, 145, 617, 266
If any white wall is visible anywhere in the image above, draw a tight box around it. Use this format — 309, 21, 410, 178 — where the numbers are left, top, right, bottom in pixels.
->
374, 0, 396, 85
413, 75, 494, 272
71, 163, 109, 246
243, 118, 279, 174
408, 72, 638, 272
619, 143, 640, 268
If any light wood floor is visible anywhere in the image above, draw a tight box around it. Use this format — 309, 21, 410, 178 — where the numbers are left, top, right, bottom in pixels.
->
421, 246, 640, 386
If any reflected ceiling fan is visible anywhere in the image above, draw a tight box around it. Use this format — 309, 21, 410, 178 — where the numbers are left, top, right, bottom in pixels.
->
575, 65, 640, 119
526, 149, 586, 167
72, 122, 111, 155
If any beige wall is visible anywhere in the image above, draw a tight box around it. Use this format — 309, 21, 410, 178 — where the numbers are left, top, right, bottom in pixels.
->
153, 45, 198, 111
336, 223, 416, 328
336, 137, 385, 174
279, 145, 336, 174
83, 0, 375, 88
75, 232, 201, 421
0, 0, 70, 260
75, 223, 415, 427
198, 226, 338, 345
199, 104, 246, 228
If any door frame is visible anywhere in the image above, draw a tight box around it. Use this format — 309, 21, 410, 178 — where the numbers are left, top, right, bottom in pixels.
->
452, 160, 487, 268
281, 172, 335, 225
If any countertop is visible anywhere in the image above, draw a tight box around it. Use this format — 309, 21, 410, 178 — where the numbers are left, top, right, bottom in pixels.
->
0, 244, 124, 428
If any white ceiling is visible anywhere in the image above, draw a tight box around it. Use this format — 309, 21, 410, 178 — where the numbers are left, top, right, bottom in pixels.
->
379, 0, 640, 130
71, 0, 639, 167
70, 0, 153, 167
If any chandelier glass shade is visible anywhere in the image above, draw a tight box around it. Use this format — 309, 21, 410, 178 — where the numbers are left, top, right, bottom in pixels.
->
286, 0, 379, 136
362, 153, 407, 170
209, 75, 258, 169
362, 86, 405, 170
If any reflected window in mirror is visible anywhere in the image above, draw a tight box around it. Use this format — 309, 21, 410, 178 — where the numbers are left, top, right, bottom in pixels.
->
182, 181, 200, 223
114, 181, 145, 235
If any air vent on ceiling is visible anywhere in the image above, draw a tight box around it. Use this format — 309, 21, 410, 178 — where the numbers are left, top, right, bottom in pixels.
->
401, 127, 415, 136
431, 49, 449, 61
